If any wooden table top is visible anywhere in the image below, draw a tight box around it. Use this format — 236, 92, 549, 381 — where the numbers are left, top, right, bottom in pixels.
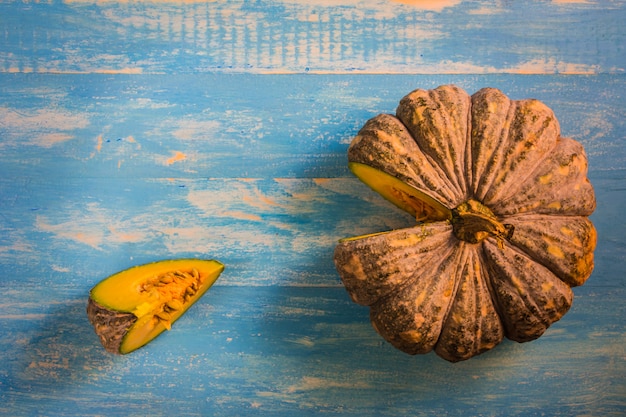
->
1, 1, 624, 416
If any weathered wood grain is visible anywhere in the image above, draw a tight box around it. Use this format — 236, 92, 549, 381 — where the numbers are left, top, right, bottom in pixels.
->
1, 1, 624, 74
1, 285, 623, 416
0, 74, 623, 179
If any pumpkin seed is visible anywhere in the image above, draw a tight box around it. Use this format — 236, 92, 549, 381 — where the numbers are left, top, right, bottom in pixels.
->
166, 299, 183, 311
159, 274, 173, 284
140, 269, 203, 318
160, 319, 172, 331
174, 271, 190, 280
156, 311, 171, 321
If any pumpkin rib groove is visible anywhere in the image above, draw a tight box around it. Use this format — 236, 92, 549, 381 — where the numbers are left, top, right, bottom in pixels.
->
409, 150, 463, 207
368, 231, 457, 309
396, 86, 469, 201
481, 98, 524, 202
433, 241, 470, 344
477, 242, 505, 325
463, 98, 475, 198
393, 235, 458, 300
484, 138, 559, 208
407, 144, 463, 206
425, 86, 470, 198
369, 238, 462, 355
503, 214, 596, 287
435, 244, 505, 362
398, 147, 460, 207
334, 223, 455, 306
394, 113, 466, 206
483, 239, 573, 342
469, 88, 516, 201
435, 239, 470, 327
486, 242, 545, 324
491, 136, 595, 217
482, 99, 560, 206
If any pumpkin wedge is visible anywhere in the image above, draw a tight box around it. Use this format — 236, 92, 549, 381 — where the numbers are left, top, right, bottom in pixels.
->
87, 259, 224, 354
334, 85, 597, 362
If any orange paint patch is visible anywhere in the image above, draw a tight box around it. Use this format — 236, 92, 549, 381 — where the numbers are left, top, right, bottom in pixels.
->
96, 135, 103, 152
242, 187, 285, 209
166, 151, 187, 165
73, 233, 102, 248
222, 211, 262, 222
312, 178, 331, 185
34, 67, 143, 75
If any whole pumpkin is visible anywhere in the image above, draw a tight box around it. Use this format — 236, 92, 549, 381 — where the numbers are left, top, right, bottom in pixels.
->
333, 85, 597, 362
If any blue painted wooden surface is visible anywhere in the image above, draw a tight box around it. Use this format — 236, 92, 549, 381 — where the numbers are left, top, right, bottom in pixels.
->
1, 1, 625, 416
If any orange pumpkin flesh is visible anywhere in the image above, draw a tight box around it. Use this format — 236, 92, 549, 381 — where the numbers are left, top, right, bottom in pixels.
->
87, 259, 224, 354
334, 85, 597, 362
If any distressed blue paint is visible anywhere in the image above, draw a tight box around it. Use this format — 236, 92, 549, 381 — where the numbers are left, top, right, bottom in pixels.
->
0, 1, 624, 74
1, 286, 624, 416
0, 74, 624, 179
1, 1, 625, 416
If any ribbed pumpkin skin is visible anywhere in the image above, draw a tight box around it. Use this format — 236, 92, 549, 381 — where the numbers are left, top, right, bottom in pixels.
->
334, 85, 597, 362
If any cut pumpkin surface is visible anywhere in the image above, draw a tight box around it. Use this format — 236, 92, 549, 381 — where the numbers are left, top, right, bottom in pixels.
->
87, 259, 224, 354
334, 85, 597, 362
349, 162, 451, 222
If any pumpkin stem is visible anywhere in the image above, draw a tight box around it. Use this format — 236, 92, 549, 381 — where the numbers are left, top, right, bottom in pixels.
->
451, 200, 514, 245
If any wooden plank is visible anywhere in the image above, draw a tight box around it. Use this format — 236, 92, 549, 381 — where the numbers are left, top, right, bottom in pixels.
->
1, 285, 623, 416
1, 168, 624, 289
0, 71, 624, 289
1, 1, 624, 74
1, 74, 624, 179
0, 175, 409, 287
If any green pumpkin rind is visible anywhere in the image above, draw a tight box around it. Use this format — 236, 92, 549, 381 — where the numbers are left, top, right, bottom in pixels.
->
335, 222, 454, 306
483, 239, 574, 342
491, 135, 596, 216
87, 299, 138, 354
505, 215, 597, 287
395, 84, 472, 200
434, 245, 504, 362
334, 85, 597, 362
470, 88, 561, 205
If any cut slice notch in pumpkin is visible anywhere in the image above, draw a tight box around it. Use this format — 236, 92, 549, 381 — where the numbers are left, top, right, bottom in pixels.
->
349, 162, 451, 224
87, 258, 224, 354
